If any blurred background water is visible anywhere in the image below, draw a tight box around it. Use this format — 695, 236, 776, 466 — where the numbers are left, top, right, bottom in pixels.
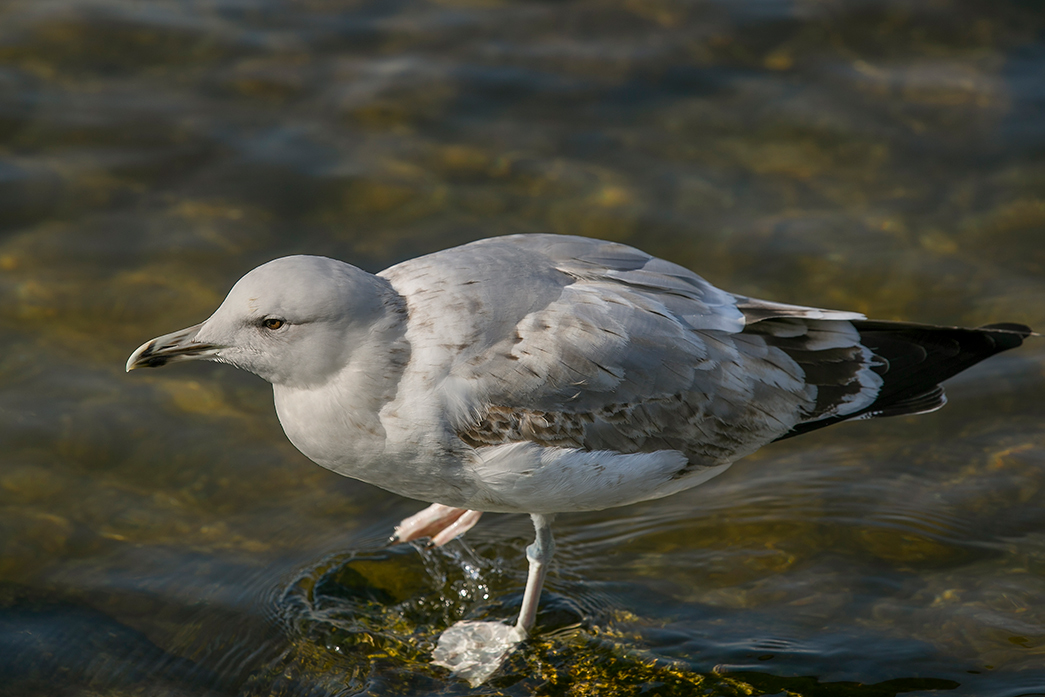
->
1, 0, 1044, 695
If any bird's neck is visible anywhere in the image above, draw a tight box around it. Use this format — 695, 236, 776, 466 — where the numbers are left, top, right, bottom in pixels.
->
271, 286, 411, 474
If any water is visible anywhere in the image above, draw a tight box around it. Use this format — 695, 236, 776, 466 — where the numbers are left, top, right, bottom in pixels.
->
1, 0, 1044, 694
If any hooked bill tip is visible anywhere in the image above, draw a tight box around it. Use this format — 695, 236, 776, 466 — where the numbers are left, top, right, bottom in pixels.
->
125, 341, 154, 372
126, 351, 170, 372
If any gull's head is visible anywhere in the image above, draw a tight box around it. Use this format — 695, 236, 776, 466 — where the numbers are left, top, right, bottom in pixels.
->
126, 255, 395, 387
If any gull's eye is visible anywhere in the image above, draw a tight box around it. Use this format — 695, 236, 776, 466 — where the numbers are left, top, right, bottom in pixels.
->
262, 318, 285, 330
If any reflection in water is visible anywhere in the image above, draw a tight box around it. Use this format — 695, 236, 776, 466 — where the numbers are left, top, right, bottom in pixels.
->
0, 0, 1044, 694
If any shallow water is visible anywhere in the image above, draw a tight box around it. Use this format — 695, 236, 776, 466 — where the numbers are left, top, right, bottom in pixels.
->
1, 0, 1044, 695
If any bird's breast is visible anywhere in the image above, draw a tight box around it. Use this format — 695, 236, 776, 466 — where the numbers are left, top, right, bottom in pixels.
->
272, 381, 479, 506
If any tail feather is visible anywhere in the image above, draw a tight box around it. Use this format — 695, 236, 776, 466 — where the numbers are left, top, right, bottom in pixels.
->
775, 321, 1031, 441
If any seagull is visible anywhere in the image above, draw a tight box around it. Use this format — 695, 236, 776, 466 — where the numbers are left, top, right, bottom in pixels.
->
127, 234, 1031, 683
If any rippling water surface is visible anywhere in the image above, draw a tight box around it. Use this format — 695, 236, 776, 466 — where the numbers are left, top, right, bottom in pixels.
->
1, 1, 1044, 695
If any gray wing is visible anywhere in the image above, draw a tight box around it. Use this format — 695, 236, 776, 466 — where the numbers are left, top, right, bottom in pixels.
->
382, 234, 880, 468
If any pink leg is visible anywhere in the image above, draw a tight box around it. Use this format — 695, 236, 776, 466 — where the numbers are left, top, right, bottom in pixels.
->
431, 513, 557, 686
513, 513, 555, 637
391, 503, 483, 547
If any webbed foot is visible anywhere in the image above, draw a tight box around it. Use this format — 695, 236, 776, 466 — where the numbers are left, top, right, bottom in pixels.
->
389, 504, 483, 547
432, 620, 525, 686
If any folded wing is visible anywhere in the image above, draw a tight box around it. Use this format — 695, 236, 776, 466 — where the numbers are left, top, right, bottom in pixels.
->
384, 235, 1030, 477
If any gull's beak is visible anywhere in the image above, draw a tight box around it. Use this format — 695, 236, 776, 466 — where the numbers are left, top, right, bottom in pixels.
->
126, 323, 222, 372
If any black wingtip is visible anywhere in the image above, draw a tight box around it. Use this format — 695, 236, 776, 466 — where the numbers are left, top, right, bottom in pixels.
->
978, 323, 1034, 349
774, 320, 1033, 442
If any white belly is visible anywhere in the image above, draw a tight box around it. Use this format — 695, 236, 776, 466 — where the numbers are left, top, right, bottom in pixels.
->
457, 441, 733, 514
